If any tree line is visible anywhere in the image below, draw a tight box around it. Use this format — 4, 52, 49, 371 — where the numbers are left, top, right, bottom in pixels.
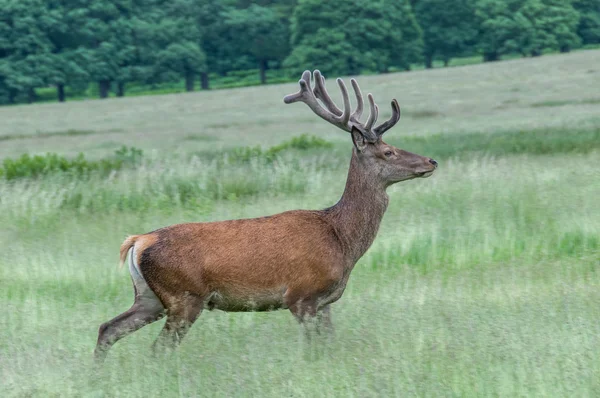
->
0, 0, 598, 104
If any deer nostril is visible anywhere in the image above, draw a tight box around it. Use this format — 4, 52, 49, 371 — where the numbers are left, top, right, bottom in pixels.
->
429, 159, 438, 167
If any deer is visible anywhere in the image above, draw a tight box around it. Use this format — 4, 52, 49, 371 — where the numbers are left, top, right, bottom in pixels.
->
94, 70, 438, 362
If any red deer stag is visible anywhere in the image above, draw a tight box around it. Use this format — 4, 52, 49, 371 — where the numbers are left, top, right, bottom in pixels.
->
94, 70, 438, 362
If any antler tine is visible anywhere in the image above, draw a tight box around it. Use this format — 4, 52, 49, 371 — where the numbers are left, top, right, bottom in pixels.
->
336, 78, 351, 127
283, 70, 313, 104
284, 71, 396, 140
364, 94, 379, 130
283, 70, 352, 131
350, 79, 363, 122
313, 70, 343, 116
373, 99, 401, 137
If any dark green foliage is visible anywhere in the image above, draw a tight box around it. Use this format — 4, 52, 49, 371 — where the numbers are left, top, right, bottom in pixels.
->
520, 0, 581, 54
196, 0, 235, 88
0, 0, 61, 103
285, 0, 423, 75
225, 4, 290, 84
476, 0, 529, 61
153, 0, 207, 91
73, 1, 136, 98
283, 28, 358, 76
0, 0, 594, 104
573, 0, 600, 45
476, 0, 581, 60
0, 146, 142, 180
415, 0, 478, 67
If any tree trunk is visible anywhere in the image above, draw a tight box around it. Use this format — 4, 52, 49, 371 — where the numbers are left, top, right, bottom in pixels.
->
200, 72, 209, 90
185, 71, 194, 92
117, 82, 125, 97
425, 53, 434, 69
99, 80, 110, 99
57, 84, 66, 102
8, 89, 16, 104
27, 88, 36, 104
483, 52, 499, 62
259, 59, 267, 85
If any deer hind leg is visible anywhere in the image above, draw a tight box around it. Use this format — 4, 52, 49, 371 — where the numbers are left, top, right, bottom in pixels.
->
94, 249, 165, 363
152, 292, 204, 353
94, 280, 165, 363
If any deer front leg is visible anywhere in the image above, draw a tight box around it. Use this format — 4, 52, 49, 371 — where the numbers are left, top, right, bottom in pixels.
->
316, 304, 334, 335
286, 291, 317, 337
286, 292, 335, 342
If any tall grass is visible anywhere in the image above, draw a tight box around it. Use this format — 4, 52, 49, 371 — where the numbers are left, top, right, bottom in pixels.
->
1, 51, 600, 396
1, 145, 598, 396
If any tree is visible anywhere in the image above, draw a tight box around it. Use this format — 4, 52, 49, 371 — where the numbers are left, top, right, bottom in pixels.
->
388, 0, 424, 70
125, 0, 169, 93
519, 0, 580, 55
156, 42, 207, 91
225, 4, 289, 84
415, 0, 478, 68
0, 0, 58, 103
476, 0, 581, 61
73, 1, 136, 98
573, 0, 600, 45
46, 0, 90, 102
284, 28, 359, 76
285, 0, 422, 76
196, 0, 234, 89
153, 0, 207, 92
475, 0, 527, 61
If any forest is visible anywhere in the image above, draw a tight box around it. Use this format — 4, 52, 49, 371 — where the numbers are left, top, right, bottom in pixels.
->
1, 0, 599, 104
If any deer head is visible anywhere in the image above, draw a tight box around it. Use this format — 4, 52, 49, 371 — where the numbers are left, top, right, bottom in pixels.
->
284, 70, 437, 187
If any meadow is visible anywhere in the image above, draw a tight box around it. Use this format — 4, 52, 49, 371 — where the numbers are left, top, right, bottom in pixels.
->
0, 50, 599, 397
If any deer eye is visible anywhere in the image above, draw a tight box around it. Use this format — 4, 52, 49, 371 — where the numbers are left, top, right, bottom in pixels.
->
384, 151, 393, 157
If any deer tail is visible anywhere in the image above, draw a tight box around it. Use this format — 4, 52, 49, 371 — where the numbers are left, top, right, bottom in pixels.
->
119, 235, 140, 268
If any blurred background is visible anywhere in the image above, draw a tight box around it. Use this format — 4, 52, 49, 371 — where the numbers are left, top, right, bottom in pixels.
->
1, 1, 599, 397
0, 0, 598, 104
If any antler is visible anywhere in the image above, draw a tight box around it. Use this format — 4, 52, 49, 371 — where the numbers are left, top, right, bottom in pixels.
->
283, 70, 401, 141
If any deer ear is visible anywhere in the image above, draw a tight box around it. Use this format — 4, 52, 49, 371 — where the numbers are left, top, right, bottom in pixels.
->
351, 126, 368, 152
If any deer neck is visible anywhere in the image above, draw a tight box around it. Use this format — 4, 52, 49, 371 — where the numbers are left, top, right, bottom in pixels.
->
324, 150, 389, 265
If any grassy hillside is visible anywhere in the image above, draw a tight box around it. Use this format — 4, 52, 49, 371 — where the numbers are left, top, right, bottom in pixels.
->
1, 50, 599, 160
1, 50, 599, 397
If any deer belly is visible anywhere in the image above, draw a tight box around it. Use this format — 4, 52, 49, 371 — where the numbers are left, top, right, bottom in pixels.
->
205, 288, 287, 312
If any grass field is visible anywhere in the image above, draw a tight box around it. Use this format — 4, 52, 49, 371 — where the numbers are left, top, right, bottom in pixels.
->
1, 50, 599, 397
